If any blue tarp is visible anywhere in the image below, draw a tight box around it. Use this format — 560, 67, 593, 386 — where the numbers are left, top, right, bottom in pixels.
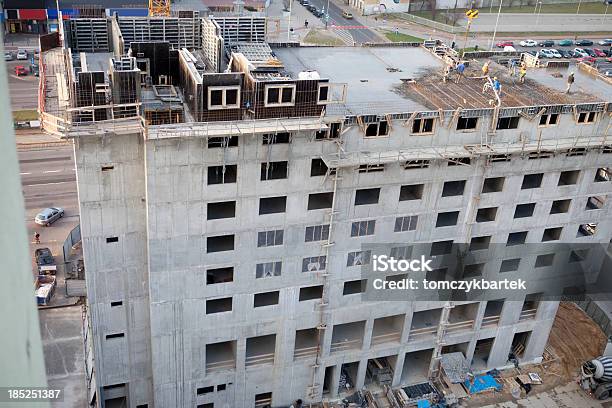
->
46, 8, 79, 19
417, 400, 431, 408
464, 374, 502, 394
107, 8, 148, 16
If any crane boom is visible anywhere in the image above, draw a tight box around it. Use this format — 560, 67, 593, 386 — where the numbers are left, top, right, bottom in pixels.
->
149, 0, 171, 16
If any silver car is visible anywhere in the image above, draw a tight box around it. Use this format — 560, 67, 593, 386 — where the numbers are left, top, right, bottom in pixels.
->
35, 207, 65, 226
4, 51, 13, 61
16, 49, 28, 60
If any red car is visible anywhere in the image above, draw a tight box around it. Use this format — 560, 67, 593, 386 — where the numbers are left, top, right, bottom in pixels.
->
496, 41, 514, 48
577, 56, 596, 64
593, 48, 606, 57
14, 65, 27, 76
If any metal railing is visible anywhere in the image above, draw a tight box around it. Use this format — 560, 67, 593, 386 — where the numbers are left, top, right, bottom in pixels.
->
206, 359, 236, 373
245, 352, 275, 367
370, 331, 401, 346
330, 338, 362, 353
519, 308, 538, 321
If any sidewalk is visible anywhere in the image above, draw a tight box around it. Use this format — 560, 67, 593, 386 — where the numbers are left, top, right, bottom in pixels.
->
14, 128, 69, 149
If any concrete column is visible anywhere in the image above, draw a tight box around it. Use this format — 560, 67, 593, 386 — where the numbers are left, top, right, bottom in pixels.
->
362, 318, 374, 350
486, 328, 514, 369
523, 319, 554, 363
391, 352, 406, 387
474, 301, 487, 331
329, 364, 340, 398
499, 300, 523, 326
355, 358, 368, 389
400, 309, 414, 343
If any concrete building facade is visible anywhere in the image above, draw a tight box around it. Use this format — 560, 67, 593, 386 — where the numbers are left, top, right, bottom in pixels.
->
39, 16, 612, 408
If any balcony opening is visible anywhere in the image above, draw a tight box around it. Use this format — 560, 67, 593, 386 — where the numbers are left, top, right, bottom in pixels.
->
358, 164, 385, 173
511, 331, 531, 358
299, 285, 324, 301
207, 165, 237, 185
310, 158, 329, 176
197, 386, 214, 395
331, 321, 365, 353
207, 201, 236, 220
343, 279, 366, 295
476, 207, 497, 223
409, 309, 442, 340
339, 361, 360, 395
294, 328, 320, 361
308, 192, 334, 210
436, 211, 459, 227
558, 170, 579, 185
206, 297, 232, 314
254, 392, 272, 408
500, 258, 520, 273
411, 117, 435, 134
253, 291, 280, 308
542, 227, 562, 242
206, 235, 234, 253
507, 231, 528, 246
259, 196, 287, 215
365, 120, 389, 137
520, 293, 541, 321
448, 157, 471, 166
472, 338, 494, 371
365, 356, 397, 387
208, 136, 238, 148
482, 177, 504, 193
586, 196, 606, 210
206, 340, 236, 373
207, 267, 234, 285
441, 342, 469, 359
401, 349, 434, 385
521, 173, 543, 189
535, 253, 555, 268
430, 240, 453, 256
262, 132, 290, 144
550, 199, 571, 214
447, 303, 478, 333
482, 299, 504, 327
323, 366, 335, 395
399, 184, 424, 201
371, 314, 404, 347
246, 334, 276, 367
355, 188, 380, 205
496, 116, 520, 130
469, 235, 491, 251
595, 168, 610, 182
441, 180, 466, 197
577, 223, 598, 237
260, 161, 288, 180
513, 202, 536, 218
404, 160, 430, 169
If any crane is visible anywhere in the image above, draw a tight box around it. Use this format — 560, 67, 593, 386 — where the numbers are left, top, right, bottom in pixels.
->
149, 0, 171, 16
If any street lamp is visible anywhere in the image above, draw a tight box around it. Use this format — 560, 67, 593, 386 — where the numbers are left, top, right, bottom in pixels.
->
577, 0, 582, 14
603, 2, 610, 25
490, 0, 503, 51
535, 1, 542, 29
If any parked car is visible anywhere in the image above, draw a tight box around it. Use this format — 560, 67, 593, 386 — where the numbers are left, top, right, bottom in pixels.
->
577, 56, 596, 64
558, 49, 572, 58
306, 5, 317, 12
520, 39, 538, 47
548, 49, 562, 58
313, 8, 324, 17
604, 70, 612, 77
342, 10, 353, 19
597, 39, 612, 46
575, 39, 594, 46
558, 39, 574, 46
16, 49, 28, 60
593, 48, 607, 57
35, 207, 65, 226
30, 63, 40, 77
523, 50, 537, 57
299, 0, 309, 4
14, 65, 28, 76
538, 49, 554, 58
573, 48, 589, 57
496, 40, 514, 48
35, 247, 57, 274
539, 40, 555, 47
584, 48, 598, 57
4, 51, 13, 61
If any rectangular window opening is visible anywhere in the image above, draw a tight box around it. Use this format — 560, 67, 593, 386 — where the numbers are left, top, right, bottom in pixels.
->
254, 291, 280, 307
206, 297, 233, 314
207, 165, 237, 185
399, 184, 424, 201
308, 192, 334, 210
207, 267, 234, 285
207, 201, 236, 220
354, 188, 380, 205
259, 196, 287, 215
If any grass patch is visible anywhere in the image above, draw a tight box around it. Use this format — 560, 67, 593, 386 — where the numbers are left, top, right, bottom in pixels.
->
383, 31, 423, 43
13, 109, 38, 121
303, 29, 344, 46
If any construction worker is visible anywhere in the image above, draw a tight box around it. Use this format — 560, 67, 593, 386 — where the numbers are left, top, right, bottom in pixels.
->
519, 66, 527, 84
443, 64, 452, 83
34, 231, 40, 244
508, 59, 517, 76
493, 76, 502, 96
455, 61, 465, 83
566, 72, 575, 94
304, 19, 309, 28
482, 60, 491, 77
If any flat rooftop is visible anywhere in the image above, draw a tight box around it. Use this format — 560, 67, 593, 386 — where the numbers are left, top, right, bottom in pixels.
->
273, 46, 442, 115
273, 46, 611, 114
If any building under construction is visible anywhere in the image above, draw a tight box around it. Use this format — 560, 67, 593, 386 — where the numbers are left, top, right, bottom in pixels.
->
38, 12, 612, 408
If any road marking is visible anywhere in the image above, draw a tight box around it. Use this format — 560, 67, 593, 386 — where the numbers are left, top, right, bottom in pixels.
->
20, 172, 31, 175
43, 170, 62, 173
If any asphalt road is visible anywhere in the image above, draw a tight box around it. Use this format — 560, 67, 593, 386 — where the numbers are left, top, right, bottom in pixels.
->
6, 58, 39, 110
297, 0, 380, 43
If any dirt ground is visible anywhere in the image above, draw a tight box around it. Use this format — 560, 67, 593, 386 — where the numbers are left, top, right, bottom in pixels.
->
465, 302, 607, 407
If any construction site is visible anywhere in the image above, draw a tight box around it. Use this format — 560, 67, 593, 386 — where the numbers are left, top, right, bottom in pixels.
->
35, 5, 612, 408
